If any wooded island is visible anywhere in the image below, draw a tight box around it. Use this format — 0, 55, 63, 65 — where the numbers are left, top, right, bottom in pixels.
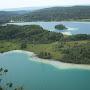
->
55, 24, 67, 30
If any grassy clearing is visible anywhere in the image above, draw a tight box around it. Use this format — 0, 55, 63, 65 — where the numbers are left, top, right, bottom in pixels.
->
26, 43, 62, 60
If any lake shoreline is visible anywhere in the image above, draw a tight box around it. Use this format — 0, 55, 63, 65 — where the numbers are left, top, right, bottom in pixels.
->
7, 21, 90, 35
1, 50, 90, 70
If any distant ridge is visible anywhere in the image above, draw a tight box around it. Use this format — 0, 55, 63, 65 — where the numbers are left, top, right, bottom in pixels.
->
0, 6, 90, 22
0, 7, 46, 11
12, 6, 90, 22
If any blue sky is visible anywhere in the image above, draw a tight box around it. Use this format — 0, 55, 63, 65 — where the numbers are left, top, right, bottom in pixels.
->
0, 0, 90, 9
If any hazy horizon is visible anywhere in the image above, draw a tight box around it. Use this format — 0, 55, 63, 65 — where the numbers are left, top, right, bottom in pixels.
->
0, 0, 90, 10
0, 5, 90, 11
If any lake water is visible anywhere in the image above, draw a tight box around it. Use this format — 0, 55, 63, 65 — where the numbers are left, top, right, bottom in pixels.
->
8, 21, 90, 35
0, 52, 90, 90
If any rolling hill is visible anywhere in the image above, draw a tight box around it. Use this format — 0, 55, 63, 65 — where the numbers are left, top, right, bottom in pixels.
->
1, 6, 90, 23
12, 6, 90, 22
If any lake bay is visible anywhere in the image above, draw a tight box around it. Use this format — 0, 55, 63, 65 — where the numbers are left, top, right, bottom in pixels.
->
0, 51, 90, 90
8, 21, 90, 35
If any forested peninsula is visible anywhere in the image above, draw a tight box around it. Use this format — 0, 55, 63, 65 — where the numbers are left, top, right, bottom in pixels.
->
0, 24, 90, 64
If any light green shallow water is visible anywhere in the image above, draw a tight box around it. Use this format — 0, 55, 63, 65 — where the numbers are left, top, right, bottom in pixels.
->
0, 52, 90, 90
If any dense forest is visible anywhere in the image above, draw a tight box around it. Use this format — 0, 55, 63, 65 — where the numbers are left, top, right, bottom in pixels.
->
0, 24, 63, 43
0, 24, 90, 64
12, 6, 90, 21
57, 41, 90, 64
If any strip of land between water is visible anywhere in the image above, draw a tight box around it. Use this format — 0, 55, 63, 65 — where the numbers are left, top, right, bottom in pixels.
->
1, 50, 90, 70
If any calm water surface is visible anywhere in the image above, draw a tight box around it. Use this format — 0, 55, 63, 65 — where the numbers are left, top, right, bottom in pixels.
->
0, 52, 90, 90
8, 21, 90, 35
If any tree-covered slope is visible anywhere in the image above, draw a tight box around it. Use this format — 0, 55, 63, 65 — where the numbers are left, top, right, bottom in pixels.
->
1, 6, 90, 22
0, 11, 29, 23
0, 11, 13, 23
12, 6, 90, 21
0, 25, 63, 43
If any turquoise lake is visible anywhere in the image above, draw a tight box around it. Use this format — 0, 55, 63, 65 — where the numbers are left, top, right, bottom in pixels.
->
8, 21, 90, 35
0, 52, 90, 90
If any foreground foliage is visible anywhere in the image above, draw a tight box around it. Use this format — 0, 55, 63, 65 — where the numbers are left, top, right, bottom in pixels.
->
0, 68, 23, 90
